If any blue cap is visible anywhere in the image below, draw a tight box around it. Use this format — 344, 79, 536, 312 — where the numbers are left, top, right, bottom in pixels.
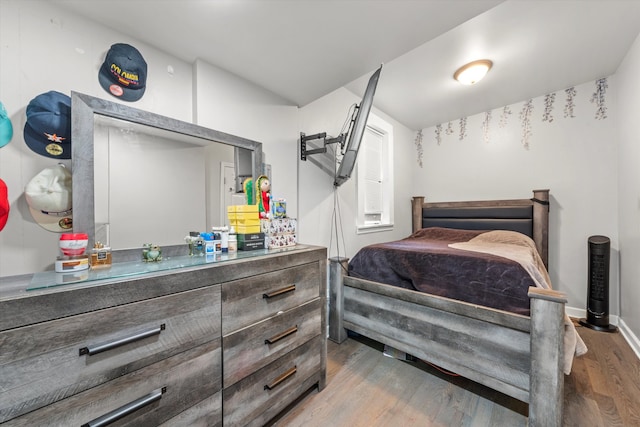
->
99, 43, 147, 102
0, 101, 13, 148
23, 91, 72, 159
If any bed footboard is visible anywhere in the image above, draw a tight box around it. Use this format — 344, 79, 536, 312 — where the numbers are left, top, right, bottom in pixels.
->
328, 257, 566, 426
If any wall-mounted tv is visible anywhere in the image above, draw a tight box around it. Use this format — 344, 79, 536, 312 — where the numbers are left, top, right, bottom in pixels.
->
333, 65, 382, 187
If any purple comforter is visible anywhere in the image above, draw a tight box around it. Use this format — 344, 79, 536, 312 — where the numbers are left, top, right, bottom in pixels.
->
348, 227, 537, 315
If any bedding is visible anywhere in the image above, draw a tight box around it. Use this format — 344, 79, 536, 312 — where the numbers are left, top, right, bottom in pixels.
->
348, 226, 587, 373
348, 227, 540, 315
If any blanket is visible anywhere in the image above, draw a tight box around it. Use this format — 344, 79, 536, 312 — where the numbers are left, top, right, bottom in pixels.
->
450, 230, 587, 374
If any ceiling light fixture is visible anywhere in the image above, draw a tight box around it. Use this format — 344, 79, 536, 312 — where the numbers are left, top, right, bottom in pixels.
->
454, 59, 493, 85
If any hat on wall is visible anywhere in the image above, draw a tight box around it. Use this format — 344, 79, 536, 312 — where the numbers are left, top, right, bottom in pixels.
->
0, 101, 13, 148
23, 91, 72, 159
25, 164, 73, 232
99, 43, 148, 102
0, 179, 9, 232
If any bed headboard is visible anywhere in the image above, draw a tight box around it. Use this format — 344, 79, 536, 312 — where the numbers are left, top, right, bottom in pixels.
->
411, 189, 550, 268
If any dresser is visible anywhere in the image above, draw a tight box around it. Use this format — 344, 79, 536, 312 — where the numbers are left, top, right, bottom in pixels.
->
0, 245, 326, 426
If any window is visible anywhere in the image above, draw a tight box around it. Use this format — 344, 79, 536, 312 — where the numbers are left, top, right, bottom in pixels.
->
356, 114, 393, 232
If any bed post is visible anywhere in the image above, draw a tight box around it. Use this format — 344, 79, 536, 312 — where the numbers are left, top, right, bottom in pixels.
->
412, 196, 425, 233
528, 287, 566, 427
328, 257, 349, 343
532, 189, 550, 268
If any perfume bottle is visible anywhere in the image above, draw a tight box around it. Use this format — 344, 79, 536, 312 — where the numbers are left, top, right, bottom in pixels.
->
90, 242, 112, 268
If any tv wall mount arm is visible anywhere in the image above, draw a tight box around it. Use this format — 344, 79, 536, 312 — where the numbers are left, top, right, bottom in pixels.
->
300, 132, 346, 161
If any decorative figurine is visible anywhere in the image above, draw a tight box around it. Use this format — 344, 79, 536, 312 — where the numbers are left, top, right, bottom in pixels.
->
242, 175, 271, 219
142, 243, 162, 262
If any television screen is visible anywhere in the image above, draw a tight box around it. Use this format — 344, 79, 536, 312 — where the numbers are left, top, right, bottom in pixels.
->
334, 65, 382, 187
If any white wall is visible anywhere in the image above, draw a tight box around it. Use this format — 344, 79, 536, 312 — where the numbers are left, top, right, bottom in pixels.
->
192, 60, 299, 218
0, 0, 299, 276
0, 0, 194, 276
298, 87, 415, 259
616, 32, 640, 342
413, 78, 620, 317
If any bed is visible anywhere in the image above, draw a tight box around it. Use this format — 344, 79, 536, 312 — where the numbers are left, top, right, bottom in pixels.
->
328, 189, 580, 426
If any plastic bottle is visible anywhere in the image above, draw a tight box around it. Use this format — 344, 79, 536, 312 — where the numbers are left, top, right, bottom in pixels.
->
228, 226, 237, 253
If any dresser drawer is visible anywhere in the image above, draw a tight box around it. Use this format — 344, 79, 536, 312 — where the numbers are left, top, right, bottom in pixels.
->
4, 340, 221, 427
223, 336, 324, 427
0, 285, 221, 422
222, 262, 320, 334
159, 390, 222, 427
223, 298, 321, 387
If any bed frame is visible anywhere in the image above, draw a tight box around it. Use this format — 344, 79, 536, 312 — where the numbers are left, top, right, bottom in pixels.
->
328, 189, 567, 426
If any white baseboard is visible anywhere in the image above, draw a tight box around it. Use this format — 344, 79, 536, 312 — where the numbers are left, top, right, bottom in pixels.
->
565, 306, 640, 361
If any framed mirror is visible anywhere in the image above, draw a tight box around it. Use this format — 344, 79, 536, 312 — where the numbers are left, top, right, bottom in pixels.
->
71, 92, 262, 260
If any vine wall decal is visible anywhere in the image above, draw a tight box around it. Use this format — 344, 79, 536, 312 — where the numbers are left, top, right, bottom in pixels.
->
426, 77, 607, 150
499, 106, 511, 128
542, 93, 556, 123
414, 130, 424, 167
482, 111, 492, 143
445, 121, 454, 136
564, 87, 576, 118
591, 77, 608, 120
435, 123, 443, 145
520, 99, 534, 149
459, 117, 467, 141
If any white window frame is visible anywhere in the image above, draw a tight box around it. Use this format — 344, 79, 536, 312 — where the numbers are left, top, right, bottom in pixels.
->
356, 113, 394, 233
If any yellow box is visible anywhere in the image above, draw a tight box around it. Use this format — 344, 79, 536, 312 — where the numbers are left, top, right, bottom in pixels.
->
236, 225, 261, 234
235, 204, 259, 213
236, 218, 260, 226
227, 205, 237, 213
235, 212, 259, 220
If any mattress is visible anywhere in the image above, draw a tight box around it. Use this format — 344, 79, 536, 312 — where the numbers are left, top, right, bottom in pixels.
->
347, 227, 542, 316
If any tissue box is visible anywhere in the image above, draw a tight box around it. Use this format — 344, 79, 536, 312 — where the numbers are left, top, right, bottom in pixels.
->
265, 233, 297, 249
260, 218, 297, 248
260, 218, 297, 235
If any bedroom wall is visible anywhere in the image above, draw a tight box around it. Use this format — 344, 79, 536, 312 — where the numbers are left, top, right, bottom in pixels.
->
413, 78, 620, 320
192, 60, 300, 219
298, 87, 415, 259
0, 0, 193, 276
0, 0, 299, 276
615, 32, 640, 345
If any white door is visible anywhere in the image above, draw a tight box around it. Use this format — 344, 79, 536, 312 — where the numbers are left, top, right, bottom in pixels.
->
220, 162, 235, 226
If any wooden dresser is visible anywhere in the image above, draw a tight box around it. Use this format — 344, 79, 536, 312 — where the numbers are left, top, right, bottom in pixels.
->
0, 245, 326, 426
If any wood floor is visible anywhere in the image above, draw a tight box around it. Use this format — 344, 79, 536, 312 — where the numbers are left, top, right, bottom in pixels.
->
270, 321, 640, 427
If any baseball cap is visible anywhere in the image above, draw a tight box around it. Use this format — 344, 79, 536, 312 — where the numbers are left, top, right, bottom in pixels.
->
24, 91, 72, 159
0, 101, 13, 148
0, 179, 9, 232
25, 164, 73, 232
99, 43, 147, 102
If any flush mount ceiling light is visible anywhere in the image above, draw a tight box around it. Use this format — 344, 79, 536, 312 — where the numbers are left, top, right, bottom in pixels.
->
453, 59, 493, 85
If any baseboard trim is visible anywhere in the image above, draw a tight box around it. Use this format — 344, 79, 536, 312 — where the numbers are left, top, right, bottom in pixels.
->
566, 306, 640, 361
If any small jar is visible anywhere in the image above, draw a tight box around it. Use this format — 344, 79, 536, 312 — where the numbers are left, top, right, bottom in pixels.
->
90, 242, 112, 269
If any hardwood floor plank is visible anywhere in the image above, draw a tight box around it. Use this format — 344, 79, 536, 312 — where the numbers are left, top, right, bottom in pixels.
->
272, 323, 640, 427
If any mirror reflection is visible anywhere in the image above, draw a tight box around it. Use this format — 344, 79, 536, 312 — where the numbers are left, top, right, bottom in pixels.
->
93, 116, 235, 249
71, 92, 262, 256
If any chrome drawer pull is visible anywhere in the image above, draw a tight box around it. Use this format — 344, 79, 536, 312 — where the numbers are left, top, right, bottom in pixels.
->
263, 284, 296, 299
81, 386, 166, 427
79, 324, 166, 356
265, 325, 298, 345
264, 366, 297, 391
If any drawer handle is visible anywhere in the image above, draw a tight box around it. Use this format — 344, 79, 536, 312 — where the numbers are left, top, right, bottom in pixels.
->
263, 284, 296, 299
81, 386, 166, 427
264, 366, 297, 391
265, 325, 298, 345
79, 324, 166, 356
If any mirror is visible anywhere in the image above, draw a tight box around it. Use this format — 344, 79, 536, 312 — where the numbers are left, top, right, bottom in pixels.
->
71, 92, 262, 258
